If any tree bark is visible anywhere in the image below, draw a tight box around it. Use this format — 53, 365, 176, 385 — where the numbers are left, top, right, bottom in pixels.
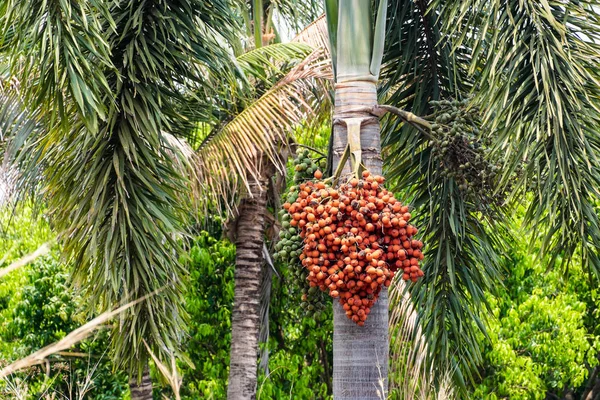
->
129, 365, 153, 400
332, 80, 388, 399
227, 176, 269, 400
582, 355, 600, 400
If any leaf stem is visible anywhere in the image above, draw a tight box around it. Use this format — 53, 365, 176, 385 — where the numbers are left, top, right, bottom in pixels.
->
293, 143, 327, 157
253, 0, 263, 48
375, 105, 435, 141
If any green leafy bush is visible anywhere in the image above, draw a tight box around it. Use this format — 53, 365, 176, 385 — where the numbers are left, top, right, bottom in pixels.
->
473, 239, 600, 399
0, 209, 127, 399
177, 231, 235, 399
170, 231, 333, 399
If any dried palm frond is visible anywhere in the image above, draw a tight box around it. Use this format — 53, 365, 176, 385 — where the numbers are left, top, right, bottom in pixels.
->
143, 340, 182, 400
388, 280, 455, 399
0, 241, 53, 280
194, 47, 332, 215
292, 14, 329, 53
0, 291, 160, 378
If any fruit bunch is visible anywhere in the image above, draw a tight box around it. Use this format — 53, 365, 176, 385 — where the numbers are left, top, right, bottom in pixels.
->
429, 98, 505, 207
283, 170, 424, 326
275, 150, 329, 315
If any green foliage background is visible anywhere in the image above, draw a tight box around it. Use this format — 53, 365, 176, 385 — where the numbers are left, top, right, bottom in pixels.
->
0, 204, 599, 399
0, 208, 128, 399
472, 228, 600, 399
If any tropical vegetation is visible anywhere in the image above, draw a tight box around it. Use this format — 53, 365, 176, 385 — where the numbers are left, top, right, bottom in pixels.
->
0, 0, 600, 399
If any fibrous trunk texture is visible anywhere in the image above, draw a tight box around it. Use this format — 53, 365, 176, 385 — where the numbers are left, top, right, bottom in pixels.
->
332, 80, 389, 399
129, 365, 152, 400
227, 177, 268, 400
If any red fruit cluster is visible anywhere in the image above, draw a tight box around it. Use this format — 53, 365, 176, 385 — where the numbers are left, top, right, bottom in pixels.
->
283, 170, 424, 325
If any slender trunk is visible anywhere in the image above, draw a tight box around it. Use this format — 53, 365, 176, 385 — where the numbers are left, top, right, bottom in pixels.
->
583, 356, 600, 400
227, 176, 268, 400
332, 80, 388, 399
129, 364, 152, 400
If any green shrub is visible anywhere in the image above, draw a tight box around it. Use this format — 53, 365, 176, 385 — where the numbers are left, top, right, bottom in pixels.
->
0, 209, 127, 399
473, 240, 600, 399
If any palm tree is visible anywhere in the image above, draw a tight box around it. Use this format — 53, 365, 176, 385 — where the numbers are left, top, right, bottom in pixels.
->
2, 1, 597, 399
377, 0, 600, 394
319, 1, 392, 398
323, 0, 600, 397
193, 18, 331, 398
0, 1, 239, 398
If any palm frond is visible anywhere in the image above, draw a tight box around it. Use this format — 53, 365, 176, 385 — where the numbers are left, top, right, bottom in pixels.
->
4, 0, 240, 380
0, 292, 160, 379
0, 84, 43, 202
380, 0, 469, 134
385, 119, 508, 391
389, 280, 455, 399
0, 0, 114, 132
237, 42, 314, 84
195, 46, 332, 214
0, 241, 52, 280
380, 0, 500, 392
437, 0, 600, 277
270, 0, 323, 33
292, 14, 330, 53
238, 42, 313, 71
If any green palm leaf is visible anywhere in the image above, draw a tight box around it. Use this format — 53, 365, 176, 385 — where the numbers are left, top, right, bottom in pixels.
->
0, 0, 114, 132
380, 0, 505, 392
438, 0, 600, 276
238, 42, 314, 73
0, 82, 43, 201
270, 0, 322, 32
237, 42, 315, 89
1, 0, 240, 380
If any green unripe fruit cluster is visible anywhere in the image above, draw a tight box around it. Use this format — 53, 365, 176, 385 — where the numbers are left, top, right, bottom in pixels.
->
274, 149, 330, 315
429, 98, 508, 209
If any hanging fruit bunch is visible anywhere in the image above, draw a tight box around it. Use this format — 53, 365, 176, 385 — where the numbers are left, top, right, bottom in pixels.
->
429, 98, 507, 208
275, 149, 330, 315
282, 168, 424, 326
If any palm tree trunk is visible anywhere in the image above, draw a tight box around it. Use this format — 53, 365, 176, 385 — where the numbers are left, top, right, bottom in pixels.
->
332, 80, 388, 399
227, 177, 268, 400
129, 365, 153, 400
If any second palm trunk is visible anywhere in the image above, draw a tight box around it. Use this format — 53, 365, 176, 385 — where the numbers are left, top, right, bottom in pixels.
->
228, 177, 268, 400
